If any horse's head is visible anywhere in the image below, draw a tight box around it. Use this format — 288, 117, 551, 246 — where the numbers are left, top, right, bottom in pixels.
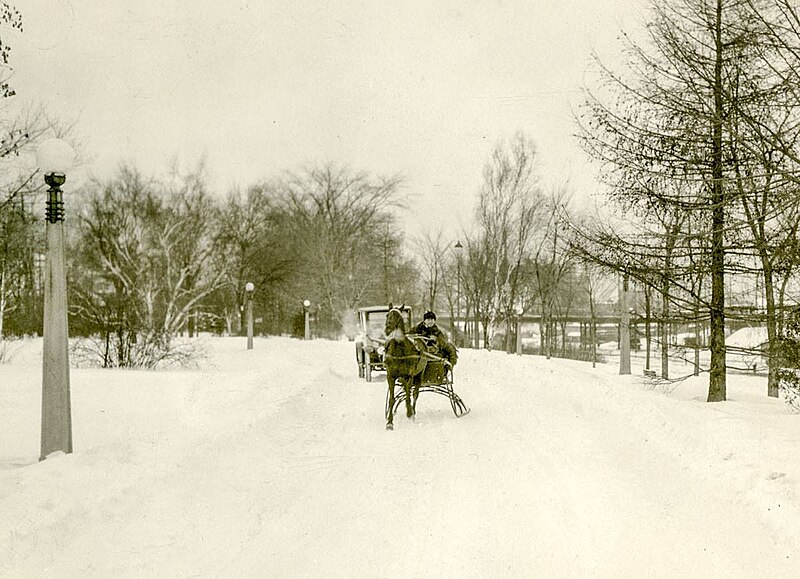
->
384, 305, 406, 340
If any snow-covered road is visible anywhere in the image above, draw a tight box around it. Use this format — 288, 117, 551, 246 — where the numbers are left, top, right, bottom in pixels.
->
1, 337, 797, 577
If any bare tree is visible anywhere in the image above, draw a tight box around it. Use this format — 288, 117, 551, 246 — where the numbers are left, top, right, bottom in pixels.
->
211, 184, 294, 335
414, 226, 448, 312
0, 106, 72, 340
475, 132, 547, 348
276, 164, 408, 337
523, 185, 584, 359
71, 165, 224, 367
459, 235, 489, 348
0, 1, 21, 99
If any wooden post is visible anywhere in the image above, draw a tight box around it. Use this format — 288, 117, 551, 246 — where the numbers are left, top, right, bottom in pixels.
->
619, 273, 631, 375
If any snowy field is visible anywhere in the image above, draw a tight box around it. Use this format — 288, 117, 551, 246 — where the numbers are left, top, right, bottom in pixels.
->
1, 336, 799, 578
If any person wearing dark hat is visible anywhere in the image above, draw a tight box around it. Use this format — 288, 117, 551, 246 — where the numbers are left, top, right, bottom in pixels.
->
413, 310, 457, 366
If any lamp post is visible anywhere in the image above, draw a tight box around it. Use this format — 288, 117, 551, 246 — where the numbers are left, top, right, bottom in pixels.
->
245, 282, 254, 350
37, 138, 75, 461
303, 299, 311, 340
454, 240, 463, 347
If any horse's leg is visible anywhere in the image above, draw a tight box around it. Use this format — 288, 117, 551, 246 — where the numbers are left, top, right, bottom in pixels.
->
403, 377, 414, 419
411, 373, 421, 417
409, 357, 426, 418
386, 373, 395, 430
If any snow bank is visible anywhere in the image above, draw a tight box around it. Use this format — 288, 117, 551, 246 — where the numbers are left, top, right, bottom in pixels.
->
1, 336, 798, 577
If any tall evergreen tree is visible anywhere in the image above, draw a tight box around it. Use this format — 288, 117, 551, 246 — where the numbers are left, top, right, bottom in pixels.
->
576, 0, 772, 401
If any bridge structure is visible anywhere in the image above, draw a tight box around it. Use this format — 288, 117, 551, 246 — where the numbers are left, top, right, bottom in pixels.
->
433, 311, 713, 352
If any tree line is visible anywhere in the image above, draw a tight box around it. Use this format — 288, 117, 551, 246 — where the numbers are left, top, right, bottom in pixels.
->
0, 0, 643, 374
414, 132, 600, 363
2, 139, 601, 370
414, 0, 800, 410
7, 0, 800, 414
60, 163, 419, 367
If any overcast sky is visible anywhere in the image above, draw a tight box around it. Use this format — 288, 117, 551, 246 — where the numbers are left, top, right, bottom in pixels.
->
11, 0, 638, 237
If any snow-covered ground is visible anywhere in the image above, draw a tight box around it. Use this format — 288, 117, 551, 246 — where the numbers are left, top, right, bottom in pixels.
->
1, 336, 798, 577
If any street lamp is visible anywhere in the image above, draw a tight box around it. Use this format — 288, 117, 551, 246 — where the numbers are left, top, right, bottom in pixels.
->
515, 303, 524, 356
36, 137, 75, 461
245, 282, 254, 350
303, 299, 311, 340
454, 240, 463, 347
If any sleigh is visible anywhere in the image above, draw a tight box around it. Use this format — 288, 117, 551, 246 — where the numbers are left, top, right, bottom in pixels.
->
384, 350, 470, 419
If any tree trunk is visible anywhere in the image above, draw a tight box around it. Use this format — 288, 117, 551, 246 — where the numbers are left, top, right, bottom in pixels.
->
693, 299, 701, 377
620, 275, 631, 375
707, 0, 727, 402
661, 277, 670, 380
763, 262, 780, 397
0, 268, 6, 340
644, 286, 652, 371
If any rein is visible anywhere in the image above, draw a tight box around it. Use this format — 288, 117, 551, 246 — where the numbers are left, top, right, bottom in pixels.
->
384, 335, 421, 361
383, 354, 420, 361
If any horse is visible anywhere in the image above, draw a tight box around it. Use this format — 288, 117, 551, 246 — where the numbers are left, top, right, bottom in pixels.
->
383, 305, 431, 430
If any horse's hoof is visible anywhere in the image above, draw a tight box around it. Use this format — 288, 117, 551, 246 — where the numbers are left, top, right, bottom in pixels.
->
386, 423, 394, 430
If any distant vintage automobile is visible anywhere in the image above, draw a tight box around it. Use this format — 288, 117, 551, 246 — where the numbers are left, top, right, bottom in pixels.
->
355, 305, 412, 381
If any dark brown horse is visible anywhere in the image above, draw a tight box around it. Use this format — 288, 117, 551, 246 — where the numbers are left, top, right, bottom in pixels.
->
383, 305, 430, 430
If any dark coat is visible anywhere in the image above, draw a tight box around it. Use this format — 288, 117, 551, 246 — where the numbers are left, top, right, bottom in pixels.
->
413, 320, 445, 340
413, 321, 457, 365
